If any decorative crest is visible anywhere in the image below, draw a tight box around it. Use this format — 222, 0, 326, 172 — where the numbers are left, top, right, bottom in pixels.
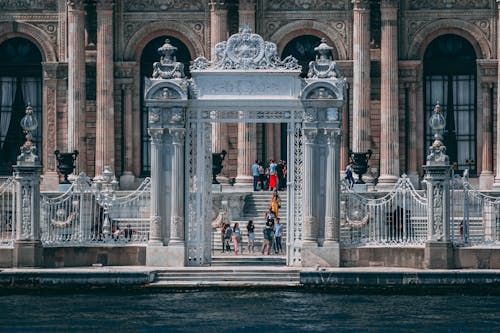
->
152, 39, 185, 79
307, 38, 341, 79
191, 26, 300, 71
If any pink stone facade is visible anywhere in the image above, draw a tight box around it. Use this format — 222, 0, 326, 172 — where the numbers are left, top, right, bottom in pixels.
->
0, 0, 498, 189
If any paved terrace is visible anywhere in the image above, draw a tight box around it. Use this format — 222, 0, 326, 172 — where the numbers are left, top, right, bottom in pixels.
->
0, 266, 499, 289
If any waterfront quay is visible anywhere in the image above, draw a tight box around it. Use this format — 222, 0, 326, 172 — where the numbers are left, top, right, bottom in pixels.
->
1, 266, 499, 290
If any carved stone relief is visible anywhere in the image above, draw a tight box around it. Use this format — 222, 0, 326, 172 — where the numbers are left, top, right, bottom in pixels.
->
125, 0, 204, 12
264, 0, 346, 11
0, 0, 56, 11
408, 0, 490, 9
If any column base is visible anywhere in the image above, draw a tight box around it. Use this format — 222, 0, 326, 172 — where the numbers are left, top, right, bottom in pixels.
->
146, 244, 186, 267
40, 172, 59, 191
376, 174, 399, 191
407, 171, 420, 189
119, 171, 136, 190
14, 240, 43, 267
479, 171, 494, 190
301, 242, 340, 267
424, 241, 454, 269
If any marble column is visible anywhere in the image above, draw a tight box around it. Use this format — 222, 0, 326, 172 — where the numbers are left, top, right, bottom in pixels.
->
210, 0, 229, 182
239, 0, 255, 31
67, 0, 87, 172
378, 0, 399, 187
95, 0, 115, 175
352, 0, 371, 156
236, 123, 257, 185
407, 82, 419, 186
480, 82, 494, 189
302, 128, 318, 245
493, 0, 500, 188
169, 128, 185, 245
120, 83, 135, 189
324, 129, 341, 245
148, 128, 167, 245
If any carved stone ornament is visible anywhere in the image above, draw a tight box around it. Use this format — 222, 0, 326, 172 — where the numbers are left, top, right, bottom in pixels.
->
125, 0, 204, 12
433, 185, 444, 240
307, 39, 342, 79
0, 0, 56, 10
191, 25, 301, 71
149, 108, 161, 124
408, 0, 490, 9
152, 39, 185, 79
265, 0, 345, 11
168, 109, 185, 125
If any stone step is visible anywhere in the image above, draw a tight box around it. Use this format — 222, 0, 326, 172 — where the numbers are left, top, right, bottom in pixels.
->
153, 268, 300, 286
211, 256, 286, 266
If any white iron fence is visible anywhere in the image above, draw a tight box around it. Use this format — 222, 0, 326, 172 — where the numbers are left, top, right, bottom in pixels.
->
451, 172, 500, 246
0, 178, 16, 246
340, 175, 428, 247
40, 174, 150, 246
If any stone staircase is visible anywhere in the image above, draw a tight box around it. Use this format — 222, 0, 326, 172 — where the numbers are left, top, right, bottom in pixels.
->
212, 191, 287, 254
211, 255, 285, 266
152, 267, 300, 286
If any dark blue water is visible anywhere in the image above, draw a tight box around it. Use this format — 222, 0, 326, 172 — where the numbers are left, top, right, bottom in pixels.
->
0, 288, 499, 332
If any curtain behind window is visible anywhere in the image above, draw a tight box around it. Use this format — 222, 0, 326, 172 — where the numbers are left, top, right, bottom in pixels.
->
0, 77, 17, 149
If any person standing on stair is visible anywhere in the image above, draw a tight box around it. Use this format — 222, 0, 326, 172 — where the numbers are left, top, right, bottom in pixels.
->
274, 218, 283, 254
268, 159, 278, 191
224, 223, 232, 253
232, 223, 241, 255
261, 220, 273, 255
270, 191, 281, 218
247, 220, 255, 253
252, 160, 260, 191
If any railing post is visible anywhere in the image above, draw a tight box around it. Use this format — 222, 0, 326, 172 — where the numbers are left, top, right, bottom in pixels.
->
13, 106, 43, 267
423, 103, 454, 269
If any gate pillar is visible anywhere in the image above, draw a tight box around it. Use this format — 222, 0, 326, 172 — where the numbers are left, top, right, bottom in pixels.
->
13, 106, 43, 267
144, 38, 189, 266
300, 39, 346, 267
423, 103, 454, 269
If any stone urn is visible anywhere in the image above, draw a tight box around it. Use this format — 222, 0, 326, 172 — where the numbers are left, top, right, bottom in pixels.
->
54, 150, 79, 184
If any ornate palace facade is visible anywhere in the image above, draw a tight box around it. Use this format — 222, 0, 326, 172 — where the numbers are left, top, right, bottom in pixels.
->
0, 0, 498, 190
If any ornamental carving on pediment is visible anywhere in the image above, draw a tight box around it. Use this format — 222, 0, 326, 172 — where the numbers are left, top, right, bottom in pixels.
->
265, 0, 346, 11
125, 0, 204, 12
192, 26, 300, 71
152, 39, 185, 79
408, 0, 490, 9
0, 0, 56, 11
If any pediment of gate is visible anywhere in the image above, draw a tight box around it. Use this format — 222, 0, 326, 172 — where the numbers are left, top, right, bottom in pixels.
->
144, 78, 189, 102
190, 26, 302, 100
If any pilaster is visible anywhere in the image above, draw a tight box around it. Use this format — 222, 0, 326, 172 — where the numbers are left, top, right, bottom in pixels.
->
169, 128, 185, 245
95, 0, 115, 174
480, 82, 494, 189
324, 128, 341, 246
494, 0, 500, 189
235, 123, 256, 186
378, 0, 400, 188
239, 0, 255, 31
407, 82, 419, 187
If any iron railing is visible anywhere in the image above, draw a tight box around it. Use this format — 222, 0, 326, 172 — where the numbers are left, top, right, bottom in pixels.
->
40, 174, 150, 246
340, 175, 428, 247
0, 177, 16, 246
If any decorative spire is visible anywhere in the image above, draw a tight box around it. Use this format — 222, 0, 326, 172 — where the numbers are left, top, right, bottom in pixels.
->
426, 102, 449, 164
152, 39, 185, 79
307, 38, 341, 79
17, 104, 39, 164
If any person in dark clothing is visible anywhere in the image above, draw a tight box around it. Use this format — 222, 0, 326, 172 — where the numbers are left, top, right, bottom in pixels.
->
276, 160, 284, 191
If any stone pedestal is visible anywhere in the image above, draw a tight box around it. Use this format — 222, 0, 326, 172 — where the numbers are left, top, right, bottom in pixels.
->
302, 243, 340, 267
13, 240, 43, 268
424, 241, 453, 269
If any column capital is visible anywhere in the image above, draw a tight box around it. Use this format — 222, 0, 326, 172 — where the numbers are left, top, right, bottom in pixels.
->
481, 81, 494, 89
96, 0, 114, 11
169, 128, 186, 144
148, 128, 168, 144
67, 0, 86, 10
381, 0, 398, 9
209, 0, 226, 11
239, 0, 255, 11
303, 128, 318, 144
352, 0, 370, 10
497, 0, 500, 10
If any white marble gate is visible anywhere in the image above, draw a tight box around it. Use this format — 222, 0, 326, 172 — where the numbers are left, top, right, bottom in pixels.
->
144, 27, 345, 267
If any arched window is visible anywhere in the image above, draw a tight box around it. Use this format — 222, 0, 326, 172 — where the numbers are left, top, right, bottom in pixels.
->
424, 34, 477, 174
281, 35, 321, 78
0, 38, 42, 175
140, 36, 191, 175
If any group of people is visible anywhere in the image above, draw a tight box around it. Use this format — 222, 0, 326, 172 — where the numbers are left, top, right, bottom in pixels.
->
220, 190, 283, 255
252, 159, 287, 192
